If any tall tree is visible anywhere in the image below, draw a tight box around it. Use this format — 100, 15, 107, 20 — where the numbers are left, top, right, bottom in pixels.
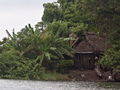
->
42, 2, 62, 23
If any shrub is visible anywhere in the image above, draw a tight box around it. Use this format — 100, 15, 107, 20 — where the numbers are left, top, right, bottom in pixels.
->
60, 59, 74, 73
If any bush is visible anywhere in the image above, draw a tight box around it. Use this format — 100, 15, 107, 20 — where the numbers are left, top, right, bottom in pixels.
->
0, 50, 45, 80
59, 59, 74, 73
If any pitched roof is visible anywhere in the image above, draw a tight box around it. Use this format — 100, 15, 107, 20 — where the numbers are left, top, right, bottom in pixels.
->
72, 32, 107, 53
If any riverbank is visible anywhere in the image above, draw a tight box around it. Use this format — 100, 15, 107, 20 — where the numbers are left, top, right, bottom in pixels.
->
0, 69, 115, 82
69, 70, 115, 82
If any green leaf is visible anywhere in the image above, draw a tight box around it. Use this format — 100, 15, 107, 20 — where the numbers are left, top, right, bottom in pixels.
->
45, 52, 51, 60
49, 47, 56, 50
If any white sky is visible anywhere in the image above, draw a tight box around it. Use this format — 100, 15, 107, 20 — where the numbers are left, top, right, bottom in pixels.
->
0, 0, 57, 41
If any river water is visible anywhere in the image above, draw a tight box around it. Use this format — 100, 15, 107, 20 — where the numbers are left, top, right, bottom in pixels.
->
0, 79, 120, 90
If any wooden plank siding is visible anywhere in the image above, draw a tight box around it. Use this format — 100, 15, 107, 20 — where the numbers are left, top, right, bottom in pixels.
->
73, 53, 95, 70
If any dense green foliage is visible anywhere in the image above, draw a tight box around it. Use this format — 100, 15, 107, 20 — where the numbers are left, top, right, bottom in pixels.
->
42, 3, 62, 23
41, 0, 120, 71
0, 23, 75, 79
0, 0, 120, 79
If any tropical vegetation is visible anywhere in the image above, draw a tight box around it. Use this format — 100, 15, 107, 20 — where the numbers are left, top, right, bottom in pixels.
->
0, 0, 120, 79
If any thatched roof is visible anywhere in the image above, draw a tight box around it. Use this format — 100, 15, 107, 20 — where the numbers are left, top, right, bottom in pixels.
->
72, 32, 107, 53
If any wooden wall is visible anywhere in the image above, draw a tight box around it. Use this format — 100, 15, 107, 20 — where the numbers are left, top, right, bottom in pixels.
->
74, 53, 95, 70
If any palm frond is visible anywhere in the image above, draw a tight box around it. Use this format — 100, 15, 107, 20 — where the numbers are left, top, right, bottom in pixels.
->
63, 37, 75, 41
12, 29, 17, 41
50, 53, 59, 59
49, 47, 56, 50
44, 52, 51, 60
53, 49, 64, 59
35, 54, 44, 66
58, 47, 73, 57
5, 41, 16, 50
6, 30, 13, 40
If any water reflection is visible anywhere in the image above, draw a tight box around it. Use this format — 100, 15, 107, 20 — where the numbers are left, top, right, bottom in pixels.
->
0, 79, 120, 90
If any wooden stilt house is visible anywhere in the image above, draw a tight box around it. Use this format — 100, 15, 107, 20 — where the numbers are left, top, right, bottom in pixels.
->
71, 32, 107, 70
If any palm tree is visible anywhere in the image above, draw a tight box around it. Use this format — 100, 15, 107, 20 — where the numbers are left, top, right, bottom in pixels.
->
5, 24, 75, 69
6, 29, 22, 51
6, 28, 32, 57
25, 24, 75, 67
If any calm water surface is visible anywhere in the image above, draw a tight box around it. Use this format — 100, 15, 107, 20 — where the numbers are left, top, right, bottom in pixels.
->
0, 79, 120, 90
